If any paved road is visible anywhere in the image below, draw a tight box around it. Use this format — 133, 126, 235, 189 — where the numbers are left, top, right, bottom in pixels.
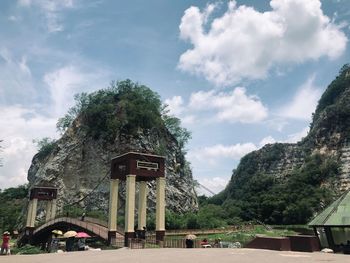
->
0, 248, 348, 263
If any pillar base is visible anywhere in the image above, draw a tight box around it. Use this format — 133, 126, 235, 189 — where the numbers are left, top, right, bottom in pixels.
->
108, 231, 116, 246
24, 227, 35, 245
124, 232, 135, 247
156, 230, 165, 241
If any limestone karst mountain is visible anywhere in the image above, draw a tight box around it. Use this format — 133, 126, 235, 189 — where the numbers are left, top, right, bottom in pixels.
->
212, 65, 350, 224
27, 80, 198, 216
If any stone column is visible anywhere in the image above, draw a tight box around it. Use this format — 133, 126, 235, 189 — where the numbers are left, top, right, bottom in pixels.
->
26, 200, 33, 227
108, 179, 119, 245
50, 199, 57, 220
137, 181, 148, 230
45, 200, 52, 222
125, 175, 136, 246
155, 177, 166, 242
30, 198, 38, 227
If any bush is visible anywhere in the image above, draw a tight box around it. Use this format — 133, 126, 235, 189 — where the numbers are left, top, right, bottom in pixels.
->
33, 137, 56, 159
12, 244, 44, 255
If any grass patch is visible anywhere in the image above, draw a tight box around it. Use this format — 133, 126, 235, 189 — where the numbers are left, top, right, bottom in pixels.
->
11, 244, 45, 255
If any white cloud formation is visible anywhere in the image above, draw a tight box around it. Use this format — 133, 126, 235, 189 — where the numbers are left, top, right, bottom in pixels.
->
43, 65, 109, 118
0, 106, 57, 189
280, 76, 322, 120
18, 0, 75, 33
285, 126, 310, 143
164, 96, 184, 116
165, 87, 268, 126
188, 142, 257, 166
259, 136, 276, 146
179, 0, 347, 86
189, 88, 268, 123
0, 48, 36, 105
0, 63, 110, 189
197, 176, 229, 196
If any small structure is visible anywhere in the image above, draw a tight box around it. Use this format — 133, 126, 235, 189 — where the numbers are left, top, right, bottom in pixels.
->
309, 190, 350, 252
107, 152, 165, 246
25, 186, 58, 239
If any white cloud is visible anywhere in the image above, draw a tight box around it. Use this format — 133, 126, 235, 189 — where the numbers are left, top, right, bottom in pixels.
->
19, 56, 31, 76
43, 65, 109, 117
280, 76, 323, 120
8, 15, 20, 22
18, 0, 75, 33
259, 136, 276, 146
285, 127, 309, 143
197, 177, 229, 196
178, 0, 347, 86
189, 142, 257, 166
189, 88, 268, 123
0, 106, 57, 189
164, 87, 268, 127
164, 96, 184, 116
0, 48, 36, 104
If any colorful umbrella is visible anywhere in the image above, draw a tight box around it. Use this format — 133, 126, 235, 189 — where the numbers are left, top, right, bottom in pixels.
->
63, 230, 77, 238
52, 230, 63, 235
185, 234, 197, 240
76, 232, 91, 238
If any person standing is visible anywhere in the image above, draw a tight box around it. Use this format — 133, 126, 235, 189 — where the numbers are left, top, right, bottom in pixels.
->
81, 212, 86, 221
1, 232, 10, 255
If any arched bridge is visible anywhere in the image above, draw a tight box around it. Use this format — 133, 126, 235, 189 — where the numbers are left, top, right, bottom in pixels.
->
19, 217, 124, 246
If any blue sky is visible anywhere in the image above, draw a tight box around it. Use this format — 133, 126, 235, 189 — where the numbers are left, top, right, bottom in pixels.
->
0, 0, 349, 195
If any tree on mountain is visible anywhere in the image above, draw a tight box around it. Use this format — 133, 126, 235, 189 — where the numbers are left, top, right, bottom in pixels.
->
56, 80, 191, 151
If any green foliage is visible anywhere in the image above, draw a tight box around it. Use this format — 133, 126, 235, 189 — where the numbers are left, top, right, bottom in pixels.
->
61, 204, 84, 218
12, 244, 44, 255
0, 185, 28, 234
162, 113, 191, 150
210, 154, 339, 225
33, 137, 57, 159
56, 80, 191, 149
56, 93, 89, 133
314, 64, 350, 121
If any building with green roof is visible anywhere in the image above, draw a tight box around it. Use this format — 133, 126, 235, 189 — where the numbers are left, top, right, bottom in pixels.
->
309, 190, 350, 252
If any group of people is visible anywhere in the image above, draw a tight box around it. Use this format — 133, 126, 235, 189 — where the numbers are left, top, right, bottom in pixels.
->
1, 231, 10, 255
47, 232, 88, 253
185, 237, 222, 248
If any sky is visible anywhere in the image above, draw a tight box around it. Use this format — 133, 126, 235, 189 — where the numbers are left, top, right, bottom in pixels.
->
0, 0, 349, 195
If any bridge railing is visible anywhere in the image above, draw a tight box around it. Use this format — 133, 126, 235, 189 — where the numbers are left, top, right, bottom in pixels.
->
33, 217, 109, 240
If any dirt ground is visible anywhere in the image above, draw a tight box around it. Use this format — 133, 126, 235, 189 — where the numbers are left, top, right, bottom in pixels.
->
0, 248, 348, 263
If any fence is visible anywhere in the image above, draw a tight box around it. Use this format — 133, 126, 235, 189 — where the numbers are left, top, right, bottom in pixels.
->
127, 236, 240, 249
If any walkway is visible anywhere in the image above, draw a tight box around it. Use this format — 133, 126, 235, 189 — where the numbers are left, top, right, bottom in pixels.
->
0, 248, 348, 263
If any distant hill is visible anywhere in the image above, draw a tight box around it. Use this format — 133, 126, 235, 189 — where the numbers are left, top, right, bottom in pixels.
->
210, 64, 350, 225
0, 185, 27, 233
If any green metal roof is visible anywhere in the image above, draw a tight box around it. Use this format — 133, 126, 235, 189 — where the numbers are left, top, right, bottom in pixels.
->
309, 190, 350, 226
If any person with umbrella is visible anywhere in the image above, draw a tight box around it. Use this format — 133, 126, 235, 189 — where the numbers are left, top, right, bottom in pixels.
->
185, 234, 196, 248
64, 231, 77, 252
1, 231, 10, 255
76, 232, 90, 251
48, 230, 62, 253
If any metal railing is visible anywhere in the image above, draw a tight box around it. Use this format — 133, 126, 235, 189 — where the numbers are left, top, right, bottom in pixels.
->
33, 217, 109, 240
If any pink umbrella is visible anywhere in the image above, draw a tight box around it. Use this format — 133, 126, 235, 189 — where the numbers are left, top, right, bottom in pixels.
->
76, 232, 91, 238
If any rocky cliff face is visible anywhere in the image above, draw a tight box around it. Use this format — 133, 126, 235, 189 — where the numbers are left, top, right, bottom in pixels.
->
216, 65, 350, 224
27, 83, 198, 216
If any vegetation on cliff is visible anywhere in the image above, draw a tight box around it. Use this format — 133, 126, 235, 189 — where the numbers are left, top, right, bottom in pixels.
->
208, 65, 350, 225
56, 80, 190, 150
